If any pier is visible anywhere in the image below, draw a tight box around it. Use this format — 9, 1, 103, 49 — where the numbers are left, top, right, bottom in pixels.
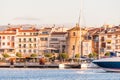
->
0, 63, 81, 68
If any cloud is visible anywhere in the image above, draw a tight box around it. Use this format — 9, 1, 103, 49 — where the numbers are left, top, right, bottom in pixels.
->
13, 17, 41, 21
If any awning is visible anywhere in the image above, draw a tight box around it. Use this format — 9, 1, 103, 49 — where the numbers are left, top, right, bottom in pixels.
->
46, 47, 57, 50
106, 40, 111, 42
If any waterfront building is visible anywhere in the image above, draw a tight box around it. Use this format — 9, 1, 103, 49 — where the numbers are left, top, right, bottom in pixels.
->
0, 27, 16, 54
66, 24, 80, 58
82, 40, 92, 57
66, 24, 89, 58
0, 25, 69, 57
98, 25, 120, 57
50, 32, 67, 54
38, 27, 52, 55
86, 25, 120, 58
38, 27, 68, 55
87, 28, 102, 54
1, 24, 120, 59
15, 26, 39, 57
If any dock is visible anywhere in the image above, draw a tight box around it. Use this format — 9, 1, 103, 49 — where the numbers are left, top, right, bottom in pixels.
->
0, 63, 81, 68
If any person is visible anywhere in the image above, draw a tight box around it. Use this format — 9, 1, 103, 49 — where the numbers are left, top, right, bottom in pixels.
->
39, 57, 45, 65
10, 59, 14, 65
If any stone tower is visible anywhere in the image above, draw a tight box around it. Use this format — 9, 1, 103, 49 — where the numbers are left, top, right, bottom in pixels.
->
66, 24, 81, 58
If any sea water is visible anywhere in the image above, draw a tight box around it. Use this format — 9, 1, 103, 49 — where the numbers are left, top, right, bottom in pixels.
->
0, 68, 120, 80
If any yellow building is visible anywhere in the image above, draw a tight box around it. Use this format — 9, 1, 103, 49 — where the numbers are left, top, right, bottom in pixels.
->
66, 24, 88, 58
66, 24, 80, 58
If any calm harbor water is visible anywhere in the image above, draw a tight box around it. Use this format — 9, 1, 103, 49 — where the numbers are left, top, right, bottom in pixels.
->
0, 68, 120, 80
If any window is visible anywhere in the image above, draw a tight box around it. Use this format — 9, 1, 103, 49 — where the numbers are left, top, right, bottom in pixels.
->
29, 44, 32, 48
23, 38, 26, 42
72, 45, 75, 50
42, 32, 48, 34
30, 33, 32, 35
23, 50, 26, 53
19, 44, 21, 48
40, 38, 44, 41
107, 46, 111, 49
29, 38, 32, 42
19, 50, 21, 52
115, 35, 118, 38
2, 36, 5, 39
11, 36, 14, 40
40, 37, 48, 41
34, 44, 36, 48
7, 42, 10, 45
34, 38, 36, 42
23, 44, 26, 48
29, 49, 31, 53
101, 43, 106, 48
7, 36, 10, 40
2, 42, 5, 45
33, 50, 36, 53
116, 40, 120, 43
73, 32, 76, 36
62, 45, 65, 53
36, 33, 38, 35
51, 38, 57, 41
116, 40, 119, 43
116, 45, 120, 49
101, 37, 104, 41
24, 33, 26, 35
62, 45, 65, 48
12, 42, 14, 47
19, 38, 21, 42
45, 38, 48, 41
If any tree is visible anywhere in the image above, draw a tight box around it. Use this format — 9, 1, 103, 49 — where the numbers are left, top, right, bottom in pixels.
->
30, 54, 37, 58
44, 53, 54, 62
93, 52, 98, 59
16, 52, 22, 58
105, 52, 110, 56
44, 53, 52, 58
59, 53, 68, 61
75, 53, 80, 58
2, 53, 10, 58
88, 52, 98, 59
88, 53, 93, 58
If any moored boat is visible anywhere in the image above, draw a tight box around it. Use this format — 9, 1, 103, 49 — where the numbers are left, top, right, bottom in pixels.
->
92, 57, 120, 72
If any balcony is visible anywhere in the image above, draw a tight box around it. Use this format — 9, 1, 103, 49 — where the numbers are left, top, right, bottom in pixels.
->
50, 40, 59, 43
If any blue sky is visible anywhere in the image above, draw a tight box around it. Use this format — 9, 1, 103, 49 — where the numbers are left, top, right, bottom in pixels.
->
0, 0, 120, 27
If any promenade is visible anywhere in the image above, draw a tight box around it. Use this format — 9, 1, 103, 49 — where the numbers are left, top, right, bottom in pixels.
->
0, 62, 81, 68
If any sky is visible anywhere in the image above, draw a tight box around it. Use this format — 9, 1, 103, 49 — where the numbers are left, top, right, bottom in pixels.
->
0, 0, 120, 27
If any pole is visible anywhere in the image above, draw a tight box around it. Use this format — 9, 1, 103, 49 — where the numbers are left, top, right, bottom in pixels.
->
78, 0, 82, 57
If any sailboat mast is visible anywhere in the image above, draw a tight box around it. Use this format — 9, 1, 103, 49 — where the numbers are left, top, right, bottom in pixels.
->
78, 0, 82, 57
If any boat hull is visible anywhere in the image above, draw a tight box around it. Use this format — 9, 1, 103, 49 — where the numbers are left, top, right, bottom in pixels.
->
92, 57, 120, 72
93, 62, 120, 69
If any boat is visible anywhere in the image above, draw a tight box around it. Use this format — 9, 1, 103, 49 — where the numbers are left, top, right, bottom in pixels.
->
92, 57, 120, 72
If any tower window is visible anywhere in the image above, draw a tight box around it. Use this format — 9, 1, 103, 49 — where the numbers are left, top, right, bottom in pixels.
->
72, 45, 75, 50
73, 32, 76, 36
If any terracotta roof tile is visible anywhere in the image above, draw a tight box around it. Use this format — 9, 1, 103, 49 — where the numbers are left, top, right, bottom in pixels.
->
19, 30, 39, 32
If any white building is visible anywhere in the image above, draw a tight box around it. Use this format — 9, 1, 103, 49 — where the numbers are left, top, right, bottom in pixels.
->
82, 40, 92, 57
